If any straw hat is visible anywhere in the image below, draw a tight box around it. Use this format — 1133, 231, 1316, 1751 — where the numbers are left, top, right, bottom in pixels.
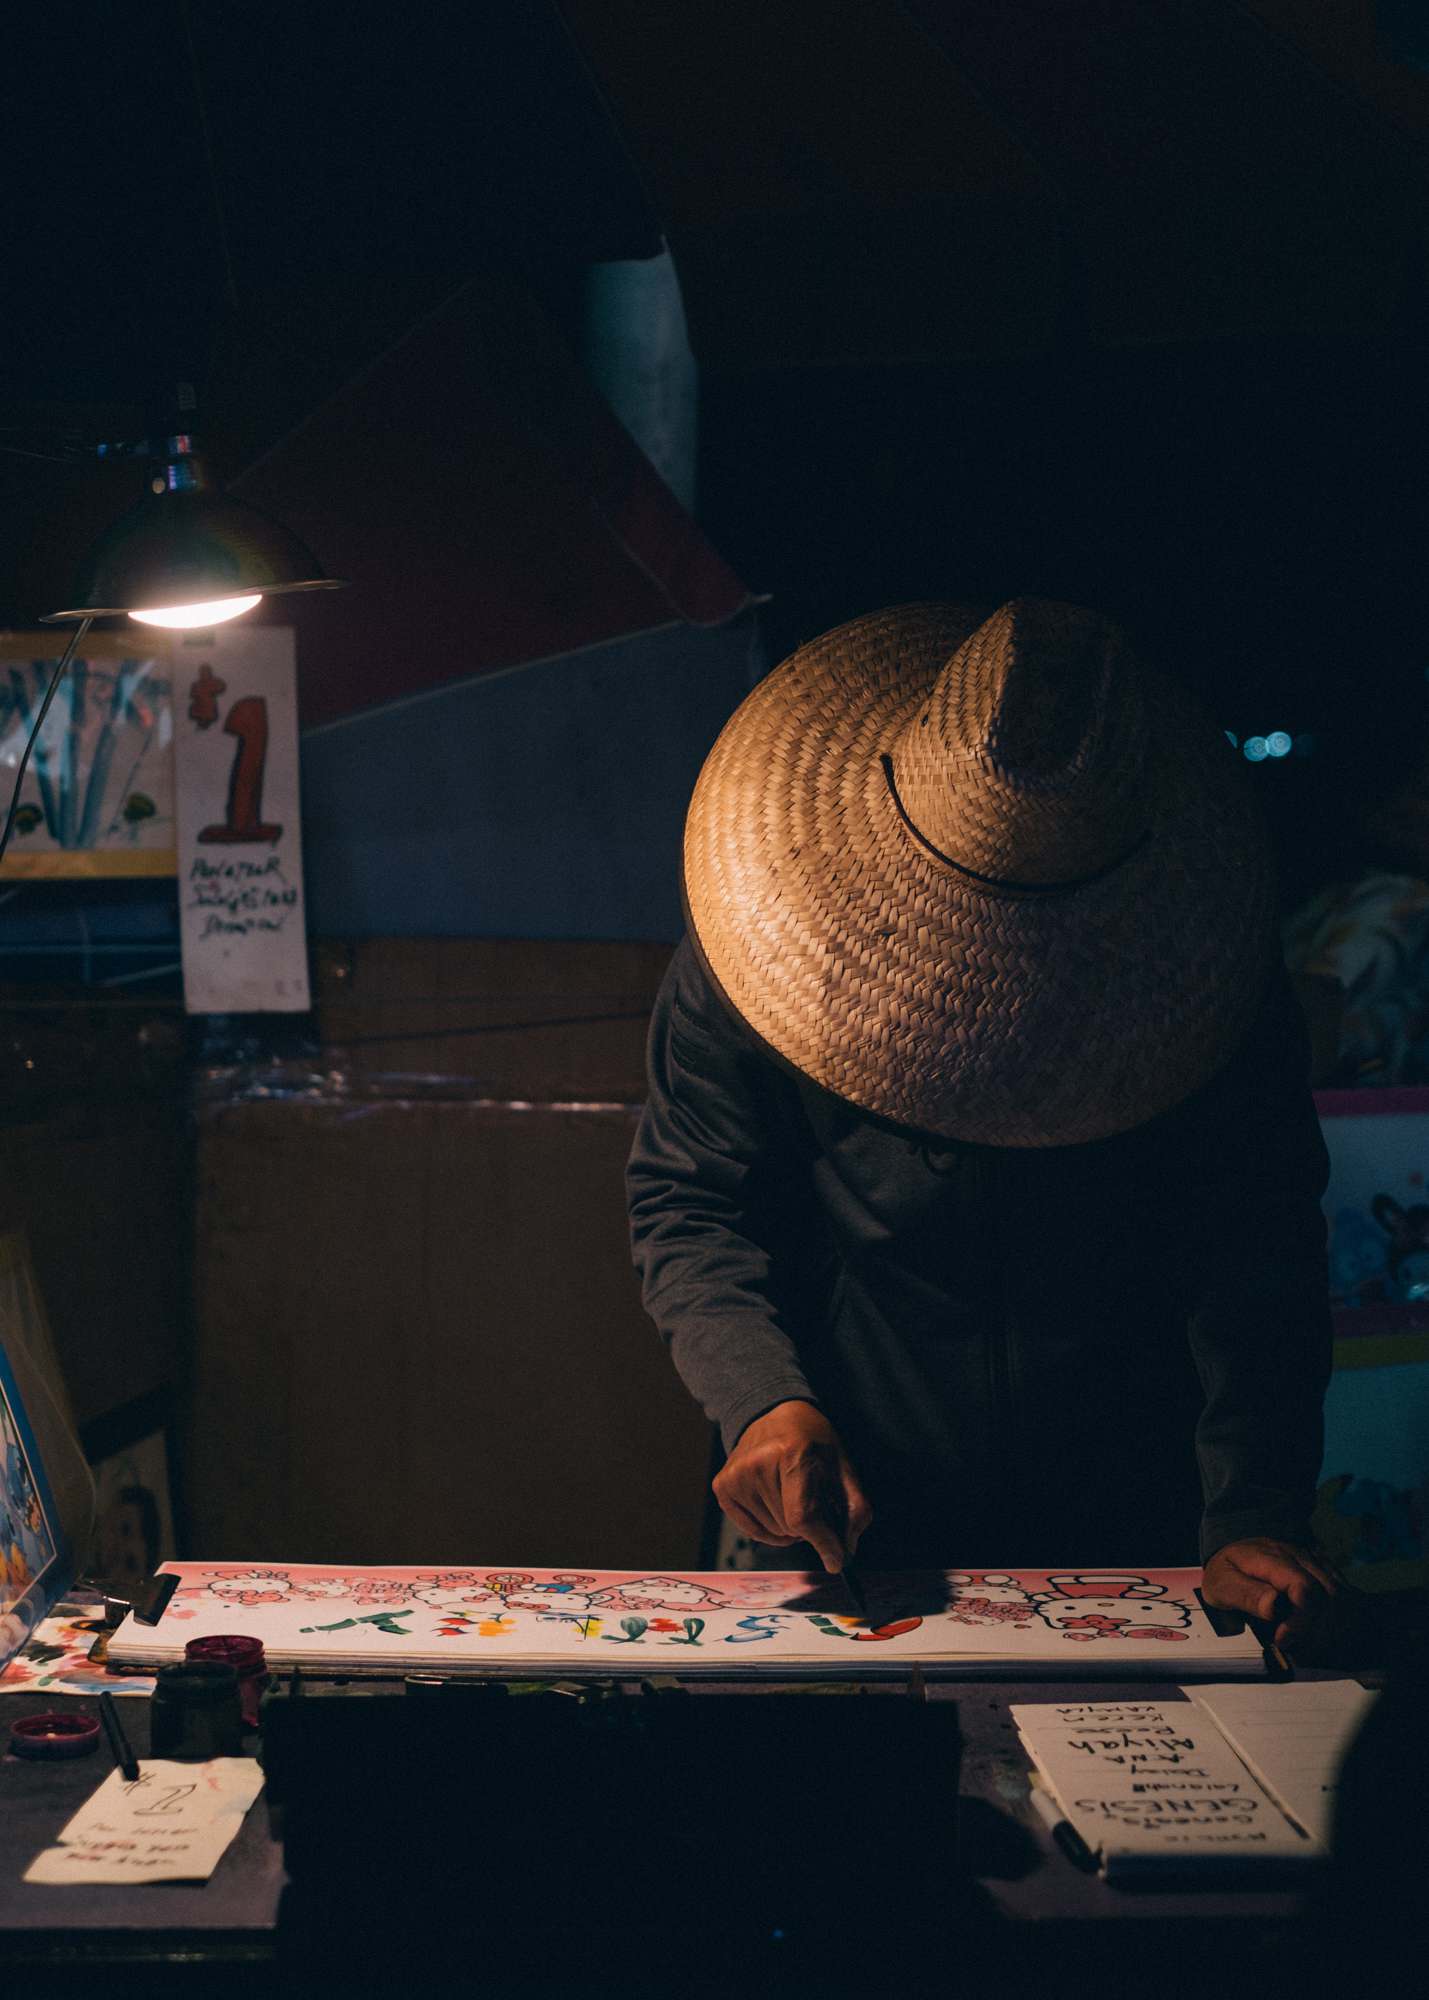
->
682, 598, 1277, 1146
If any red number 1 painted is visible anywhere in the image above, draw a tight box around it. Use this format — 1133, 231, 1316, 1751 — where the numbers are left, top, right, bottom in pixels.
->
199, 695, 283, 844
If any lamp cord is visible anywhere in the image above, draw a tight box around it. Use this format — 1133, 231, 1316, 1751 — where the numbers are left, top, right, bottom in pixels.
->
180, 0, 240, 318
0, 618, 93, 867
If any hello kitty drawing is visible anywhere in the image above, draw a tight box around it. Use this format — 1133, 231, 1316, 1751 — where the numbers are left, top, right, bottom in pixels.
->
949, 1572, 1027, 1602
197, 1568, 298, 1608
409, 1572, 502, 1617
588, 1575, 732, 1613
946, 1572, 1038, 1627
1031, 1573, 1191, 1642
295, 1575, 411, 1606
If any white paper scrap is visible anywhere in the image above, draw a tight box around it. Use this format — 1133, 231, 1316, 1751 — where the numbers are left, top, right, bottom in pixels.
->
1182, 1680, 1378, 1846
24, 1757, 264, 1884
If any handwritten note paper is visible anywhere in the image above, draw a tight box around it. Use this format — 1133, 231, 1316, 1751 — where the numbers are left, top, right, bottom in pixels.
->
173, 624, 310, 1014
1013, 1700, 1318, 1880
24, 1758, 264, 1884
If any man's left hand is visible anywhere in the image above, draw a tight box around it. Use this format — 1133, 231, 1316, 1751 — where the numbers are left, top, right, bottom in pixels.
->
1201, 1538, 1342, 1654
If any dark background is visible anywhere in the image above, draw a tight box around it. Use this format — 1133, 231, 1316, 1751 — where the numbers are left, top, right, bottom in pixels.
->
3, 0, 1429, 906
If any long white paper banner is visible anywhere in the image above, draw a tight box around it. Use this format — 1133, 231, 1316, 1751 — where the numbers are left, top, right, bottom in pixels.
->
173, 625, 310, 1013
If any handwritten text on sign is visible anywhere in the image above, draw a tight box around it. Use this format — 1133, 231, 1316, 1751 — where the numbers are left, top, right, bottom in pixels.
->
24, 1758, 265, 1883
173, 625, 310, 1013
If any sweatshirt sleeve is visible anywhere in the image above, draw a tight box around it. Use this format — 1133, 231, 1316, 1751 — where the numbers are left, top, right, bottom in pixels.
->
1179, 967, 1334, 1562
626, 938, 819, 1451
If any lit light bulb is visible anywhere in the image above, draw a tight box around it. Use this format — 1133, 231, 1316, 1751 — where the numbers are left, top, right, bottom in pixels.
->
129, 594, 262, 630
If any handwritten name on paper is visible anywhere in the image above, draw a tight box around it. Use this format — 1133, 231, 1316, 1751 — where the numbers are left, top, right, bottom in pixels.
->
24, 1758, 264, 1884
1013, 1701, 1317, 1861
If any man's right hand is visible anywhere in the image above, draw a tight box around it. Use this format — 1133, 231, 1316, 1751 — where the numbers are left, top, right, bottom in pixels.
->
712, 1400, 873, 1574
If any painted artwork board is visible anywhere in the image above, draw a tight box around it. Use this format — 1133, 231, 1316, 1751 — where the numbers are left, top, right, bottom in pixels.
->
1318, 1085, 1429, 1337
0, 1609, 155, 1696
107, 1563, 1266, 1678
1313, 1087, 1429, 1591
0, 1338, 65, 1670
0, 631, 176, 876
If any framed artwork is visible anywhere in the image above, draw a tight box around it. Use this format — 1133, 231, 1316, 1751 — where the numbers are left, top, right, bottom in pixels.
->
0, 630, 176, 877
1, 1332, 65, 1670
1314, 1086, 1429, 1592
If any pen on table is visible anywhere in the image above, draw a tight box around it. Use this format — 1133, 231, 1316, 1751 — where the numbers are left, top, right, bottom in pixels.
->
98, 1690, 140, 1782
1027, 1778, 1096, 1872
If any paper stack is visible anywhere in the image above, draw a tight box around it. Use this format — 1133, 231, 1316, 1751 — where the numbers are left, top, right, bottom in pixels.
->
1012, 1689, 1374, 1882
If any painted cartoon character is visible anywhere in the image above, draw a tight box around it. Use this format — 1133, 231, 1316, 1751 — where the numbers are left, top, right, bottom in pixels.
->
946, 1572, 1037, 1626
1370, 1193, 1429, 1301
3, 1434, 50, 1578
483, 1572, 534, 1597
588, 1575, 731, 1612
201, 1568, 298, 1607
1329, 1475, 1422, 1564
3, 1530, 32, 1596
490, 1573, 598, 1613
1328, 1207, 1391, 1306
1030, 1574, 1191, 1642
410, 1573, 502, 1618
297, 1574, 413, 1607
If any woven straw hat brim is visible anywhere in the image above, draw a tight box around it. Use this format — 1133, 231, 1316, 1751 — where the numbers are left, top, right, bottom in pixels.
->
683, 602, 1277, 1146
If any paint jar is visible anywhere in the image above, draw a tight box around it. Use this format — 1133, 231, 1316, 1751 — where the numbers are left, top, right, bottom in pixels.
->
185, 1634, 269, 1729
150, 1660, 244, 1759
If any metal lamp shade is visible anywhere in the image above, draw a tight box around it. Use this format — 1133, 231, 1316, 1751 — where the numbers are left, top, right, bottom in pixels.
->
41, 487, 345, 622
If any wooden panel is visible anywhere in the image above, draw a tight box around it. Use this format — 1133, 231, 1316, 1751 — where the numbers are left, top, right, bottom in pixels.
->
188, 1096, 711, 1567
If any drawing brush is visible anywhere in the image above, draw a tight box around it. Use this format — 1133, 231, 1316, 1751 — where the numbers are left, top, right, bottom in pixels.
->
839, 1555, 871, 1623
98, 1690, 140, 1782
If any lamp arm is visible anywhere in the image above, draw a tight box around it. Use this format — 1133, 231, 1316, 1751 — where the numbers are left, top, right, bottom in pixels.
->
0, 616, 93, 866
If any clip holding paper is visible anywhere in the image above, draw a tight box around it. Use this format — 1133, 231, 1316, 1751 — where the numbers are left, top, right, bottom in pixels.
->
101, 1572, 180, 1629
1193, 1588, 1294, 1679
1193, 1586, 1246, 1638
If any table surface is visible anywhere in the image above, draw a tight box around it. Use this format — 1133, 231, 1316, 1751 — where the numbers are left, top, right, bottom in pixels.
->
1, 1670, 1335, 1959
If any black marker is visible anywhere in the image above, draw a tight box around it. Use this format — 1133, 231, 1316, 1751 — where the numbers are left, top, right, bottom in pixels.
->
1028, 1781, 1096, 1871
1248, 1617, 1295, 1681
98, 1691, 140, 1782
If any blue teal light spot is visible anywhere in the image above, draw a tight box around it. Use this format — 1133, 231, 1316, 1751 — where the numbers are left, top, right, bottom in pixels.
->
1243, 736, 1269, 762
1266, 731, 1292, 758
